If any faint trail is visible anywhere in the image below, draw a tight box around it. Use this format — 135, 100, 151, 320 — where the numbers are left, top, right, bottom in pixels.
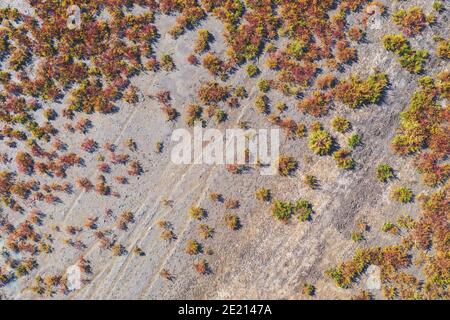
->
70, 159, 203, 299
71, 86, 257, 299
101, 173, 212, 299
138, 167, 217, 299
137, 99, 258, 299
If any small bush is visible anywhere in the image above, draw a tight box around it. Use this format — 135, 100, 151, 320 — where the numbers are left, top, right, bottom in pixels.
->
271, 200, 293, 222
255, 188, 271, 201
348, 134, 361, 148
334, 73, 388, 108
304, 174, 318, 189
302, 283, 315, 296
382, 221, 399, 234
189, 206, 206, 220
185, 239, 201, 255
294, 199, 313, 222
254, 94, 269, 114
333, 149, 354, 170
258, 79, 270, 92
277, 155, 298, 176
245, 64, 259, 77
391, 187, 413, 203
351, 231, 363, 242
308, 129, 333, 155
331, 116, 350, 133
376, 164, 394, 182
392, 7, 429, 36
160, 54, 175, 71
383, 34, 428, 73
224, 214, 240, 230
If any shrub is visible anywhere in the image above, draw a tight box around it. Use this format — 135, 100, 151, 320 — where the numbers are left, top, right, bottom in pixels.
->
334, 73, 388, 108
277, 155, 298, 176
199, 224, 214, 239
294, 199, 313, 222
202, 52, 226, 77
433, 1, 444, 12
376, 164, 394, 182
302, 283, 315, 296
189, 206, 206, 220
224, 214, 240, 230
160, 54, 175, 71
348, 26, 364, 42
213, 109, 227, 124
436, 39, 449, 59
315, 74, 335, 89
255, 188, 271, 202
234, 86, 247, 99
245, 64, 259, 77
271, 200, 292, 222
298, 91, 331, 117
382, 221, 399, 234
15, 151, 34, 175
209, 192, 223, 202
187, 54, 198, 65
391, 187, 413, 203
198, 81, 228, 104
331, 116, 350, 133
194, 29, 210, 53
286, 40, 305, 59
351, 231, 363, 242
193, 259, 209, 274
186, 104, 203, 126
348, 134, 361, 148
335, 40, 357, 63
392, 7, 429, 36
308, 129, 333, 155
275, 102, 287, 113
333, 149, 354, 169
160, 229, 176, 241
254, 94, 269, 114
304, 174, 318, 189
258, 79, 270, 92
185, 239, 200, 255
382, 34, 428, 73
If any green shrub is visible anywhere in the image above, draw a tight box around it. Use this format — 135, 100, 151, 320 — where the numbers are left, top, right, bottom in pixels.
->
254, 94, 269, 114
308, 129, 333, 155
382, 221, 398, 234
382, 34, 428, 73
376, 163, 394, 182
271, 200, 293, 221
351, 231, 363, 242
189, 206, 206, 220
331, 116, 350, 133
294, 199, 313, 222
258, 79, 270, 92
334, 72, 388, 108
255, 188, 271, 201
245, 64, 259, 77
391, 187, 413, 203
348, 134, 361, 148
286, 40, 305, 59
